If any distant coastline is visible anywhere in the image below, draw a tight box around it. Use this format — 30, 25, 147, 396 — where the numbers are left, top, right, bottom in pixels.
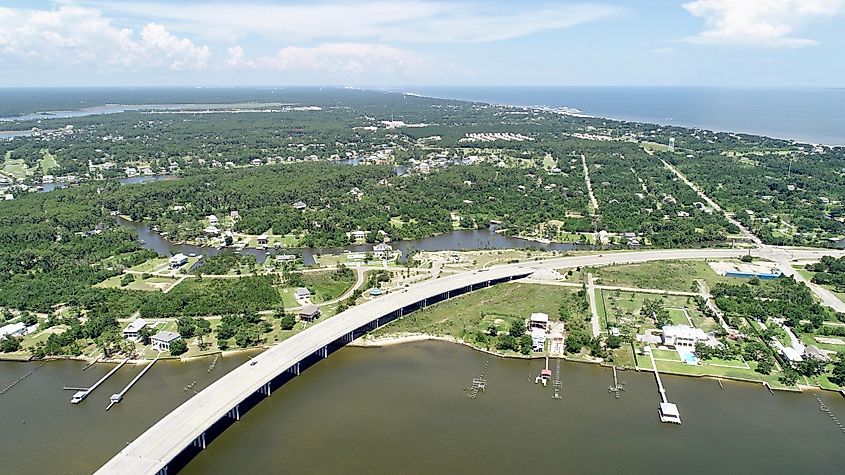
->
398, 86, 845, 146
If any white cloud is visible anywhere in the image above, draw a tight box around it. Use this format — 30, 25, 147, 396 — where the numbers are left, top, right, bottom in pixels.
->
226, 43, 423, 76
0, 5, 210, 70
85, 1, 622, 44
682, 0, 844, 47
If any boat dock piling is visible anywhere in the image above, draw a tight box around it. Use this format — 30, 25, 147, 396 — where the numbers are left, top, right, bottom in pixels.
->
1, 363, 45, 397
66, 358, 129, 404
107, 356, 159, 410
465, 359, 489, 399
207, 354, 219, 373
552, 358, 562, 400
815, 395, 845, 434
608, 365, 625, 398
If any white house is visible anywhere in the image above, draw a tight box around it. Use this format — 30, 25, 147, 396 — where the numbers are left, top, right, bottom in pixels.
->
661, 325, 710, 349
528, 313, 549, 331
123, 318, 148, 339
207, 214, 219, 225
350, 230, 367, 240
294, 287, 311, 299
169, 253, 188, 268
151, 331, 181, 351
373, 243, 393, 259
292, 201, 307, 210
531, 328, 546, 352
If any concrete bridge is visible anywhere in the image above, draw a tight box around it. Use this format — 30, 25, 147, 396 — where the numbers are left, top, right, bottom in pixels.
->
96, 264, 534, 475
96, 246, 845, 474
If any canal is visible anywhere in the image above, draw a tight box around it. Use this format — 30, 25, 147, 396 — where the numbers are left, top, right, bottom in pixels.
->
1, 342, 843, 474
117, 216, 584, 266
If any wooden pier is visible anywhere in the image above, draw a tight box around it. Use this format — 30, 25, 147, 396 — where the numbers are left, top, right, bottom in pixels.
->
647, 348, 681, 424
107, 356, 159, 410
65, 358, 129, 404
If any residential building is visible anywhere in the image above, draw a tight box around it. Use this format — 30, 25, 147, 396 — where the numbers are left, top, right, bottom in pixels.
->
528, 313, 549, 331
207, 215, 219, 225
299, 304, 321, 322
292, 201, 307, 210
0, 322, 26, 340
661, 325, 710, 349
257, 234, 269, 246
531, 328, 546, 352
151, 331, 181, 351
373, 243, 393, 259
123, 318, 148, 339
169, 253, 188, 268
294, 287, 311, 299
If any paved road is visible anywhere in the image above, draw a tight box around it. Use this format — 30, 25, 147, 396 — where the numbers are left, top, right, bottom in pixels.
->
95, 264, 532, 475
96, 246, 845, 474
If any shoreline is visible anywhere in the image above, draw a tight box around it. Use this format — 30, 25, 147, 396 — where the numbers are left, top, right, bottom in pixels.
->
351, 332, 837, 394
2, 333, 839, 394
398, 87, 845, 147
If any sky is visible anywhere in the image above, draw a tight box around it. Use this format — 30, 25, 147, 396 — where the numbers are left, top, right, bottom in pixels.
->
0, 0, 843, 87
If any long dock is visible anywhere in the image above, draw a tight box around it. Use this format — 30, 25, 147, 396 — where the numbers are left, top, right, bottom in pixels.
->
66, 358, 129, 404
107, 356, 159, 410
647, 349, 681, 424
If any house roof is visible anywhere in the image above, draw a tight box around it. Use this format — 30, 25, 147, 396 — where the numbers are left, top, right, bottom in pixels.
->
124, 319, 148, 333
294, 287, 310, 296
299, 304, 320, 316
530, 312, 549, 323
151, 331, 181, 343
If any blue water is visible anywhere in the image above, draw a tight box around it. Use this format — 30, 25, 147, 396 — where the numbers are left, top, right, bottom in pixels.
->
402, 86, 845, 146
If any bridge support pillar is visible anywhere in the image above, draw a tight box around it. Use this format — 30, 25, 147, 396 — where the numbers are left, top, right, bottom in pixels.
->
227, 404, 240, 421
156, 466, 168, 475
259, 382, 271, 397
192, 431, 207, 450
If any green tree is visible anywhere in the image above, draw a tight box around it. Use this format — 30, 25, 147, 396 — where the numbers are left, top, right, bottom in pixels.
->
169, 338, 188, 356
280, 314, 296, 331
0, 337, 21, 353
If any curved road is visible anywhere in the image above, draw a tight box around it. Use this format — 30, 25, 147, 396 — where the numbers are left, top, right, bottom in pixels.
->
96, 246, 845, 474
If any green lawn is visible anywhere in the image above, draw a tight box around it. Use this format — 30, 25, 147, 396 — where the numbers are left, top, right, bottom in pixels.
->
95, 274, 179, 292
129, 258, 170, 273
370, 282, 583, 340
39, 149, 58, 172
651, 348, 681, 361
2, 157, 29, 178
589, 260, 733, 292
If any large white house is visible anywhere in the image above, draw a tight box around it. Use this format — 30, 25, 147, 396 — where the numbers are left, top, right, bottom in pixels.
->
661, 325, 711, 349
151, 331, 181, 351
373, 243, 393, 259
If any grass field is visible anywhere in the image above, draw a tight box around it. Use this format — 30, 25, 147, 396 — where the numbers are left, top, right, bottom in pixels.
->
598, 289, 703, 332
278, 270, 357, 306
95, 274, 181, 292
2, 157, 29, 178
39, 149, 58, 172
588, 260, 733, 292
370, 282, 581, 340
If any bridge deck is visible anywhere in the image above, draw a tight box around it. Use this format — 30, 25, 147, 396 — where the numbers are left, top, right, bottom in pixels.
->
96, 265, 531, 474
97, 247, 842, 474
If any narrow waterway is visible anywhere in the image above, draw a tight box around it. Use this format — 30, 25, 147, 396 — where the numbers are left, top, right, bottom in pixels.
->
117, 216, 583, 266
1, 342, 842, 474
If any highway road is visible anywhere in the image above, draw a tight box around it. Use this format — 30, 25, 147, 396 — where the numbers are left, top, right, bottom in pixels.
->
96, 246, 845, 474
